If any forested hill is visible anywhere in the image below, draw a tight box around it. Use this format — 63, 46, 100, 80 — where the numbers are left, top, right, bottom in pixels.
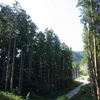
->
73, 51, 85, 61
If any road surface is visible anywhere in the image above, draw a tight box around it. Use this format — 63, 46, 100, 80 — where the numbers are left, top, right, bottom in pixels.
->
65, 80, 89, 99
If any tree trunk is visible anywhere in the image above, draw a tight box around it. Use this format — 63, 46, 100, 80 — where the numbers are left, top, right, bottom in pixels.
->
89, 0, 100, 99
28, 50, 33, 81
2, 61, 6, 81
10, 27, 17, 92
18, 46, 23, 95
39, 55, 42, 84
5, 24, 12, 91
62, 59, 65, 88
48, 69, 50, 87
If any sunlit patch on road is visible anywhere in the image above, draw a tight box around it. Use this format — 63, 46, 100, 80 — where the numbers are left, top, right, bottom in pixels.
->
66, 79, 90, 99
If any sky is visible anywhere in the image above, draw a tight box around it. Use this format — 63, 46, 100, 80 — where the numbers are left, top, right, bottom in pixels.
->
0, 0, 84, 51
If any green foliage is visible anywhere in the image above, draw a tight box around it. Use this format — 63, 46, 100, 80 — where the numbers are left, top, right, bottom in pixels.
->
72, 61, 79, 68
22, 80, 50, 97
79, 57, 87, 66
0, 91, 23, 100
77, 51, 86, 58
28, 93, 44, 100
0, 1, 74, 100
79, 70, 89, 76
77, 0, 100, 99
48, 81, 81, 100
72, 51, 86, 68
73, 51, 85, 61
57, 96, 69, 100
70, 84, 95, 100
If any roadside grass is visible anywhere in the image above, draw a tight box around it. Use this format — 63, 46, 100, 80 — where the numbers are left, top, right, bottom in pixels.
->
70, 84, 95, 100
49, 81, 81, 100
0, 81, 81, 100
75, 76, 89, 81
0, 91, 23, 100
56, 96, 69, 100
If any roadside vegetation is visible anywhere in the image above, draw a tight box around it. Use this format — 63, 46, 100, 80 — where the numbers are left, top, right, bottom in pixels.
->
0, 81, 80, 100
56, 84, 94, 100
70, 84, 94, 100
0, 91, 23, 100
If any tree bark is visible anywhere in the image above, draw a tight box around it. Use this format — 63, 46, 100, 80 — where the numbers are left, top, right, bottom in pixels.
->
28, 50, 33, 81
5, 24, 12, 91
18, 45, 23, 95
10, 26, 17, 92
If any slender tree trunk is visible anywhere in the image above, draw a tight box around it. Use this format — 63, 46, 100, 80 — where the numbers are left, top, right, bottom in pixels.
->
39, 55, 42, 84
89, 1, 100, 99
55, 64, 57, 91
93, 34, 100, 100
48, 69, 50, 87
18, 46, 23, 95
28, 50, 33, 81
2, 61, 6, 81
62, 58, 65, 88
10, 27, 17, 92
5, 24, 12, 91
51, 67, 53, 91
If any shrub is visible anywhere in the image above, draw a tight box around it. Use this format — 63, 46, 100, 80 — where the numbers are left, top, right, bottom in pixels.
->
70, 84, 94, 100
57, 96, 69, 100
22, 80, 50, 98
79, 70, 89, 76
0, 91, 23, 100
28, 93, 44, 100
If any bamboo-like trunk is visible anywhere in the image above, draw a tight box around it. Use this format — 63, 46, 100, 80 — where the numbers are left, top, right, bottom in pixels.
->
18, 46, 23, 95
48, 69, 50, 87
10, 26, 17, 92
5, 24, 12, 91
28, 47, 33, 81
89, 0, 100, 99
2, 61, 6, 81
39, 55, 42, 84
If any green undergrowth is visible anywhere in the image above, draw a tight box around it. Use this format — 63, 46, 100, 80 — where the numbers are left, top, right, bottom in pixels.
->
70, 84, 95, 100
50, 81, 81, 100
56, 96, 69, 100
0, 91, 23, 100
0, 81, 81, 100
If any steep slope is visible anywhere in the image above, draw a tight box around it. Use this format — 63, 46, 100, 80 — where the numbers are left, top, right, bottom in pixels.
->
73, 51, 85, 61
73, 51, 84, 61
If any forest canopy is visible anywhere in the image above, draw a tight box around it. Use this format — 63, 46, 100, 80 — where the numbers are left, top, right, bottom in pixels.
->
0, 1, 74, 97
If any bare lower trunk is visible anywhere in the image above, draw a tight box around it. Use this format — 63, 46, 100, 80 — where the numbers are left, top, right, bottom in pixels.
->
28, 51, 33, 81
5, 24, 12, 91
39, 55, 42, 84
48, 69, 50, 87
2, 61, 6, 81
10, 31, 16, 92
18, 46, 23, 95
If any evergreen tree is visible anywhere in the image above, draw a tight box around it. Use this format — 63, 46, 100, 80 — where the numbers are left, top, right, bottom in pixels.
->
77, 0, 100, 99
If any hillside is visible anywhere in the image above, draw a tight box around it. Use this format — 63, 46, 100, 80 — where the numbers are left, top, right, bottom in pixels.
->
73, 51, 85, 62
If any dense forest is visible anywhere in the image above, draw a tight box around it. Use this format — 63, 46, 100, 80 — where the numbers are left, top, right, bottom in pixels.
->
0, 1, 75, 99
1, 0, 100, 100
77, 0, 100, 100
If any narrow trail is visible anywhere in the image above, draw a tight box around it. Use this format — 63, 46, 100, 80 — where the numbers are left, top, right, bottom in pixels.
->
65, 80, 89, 99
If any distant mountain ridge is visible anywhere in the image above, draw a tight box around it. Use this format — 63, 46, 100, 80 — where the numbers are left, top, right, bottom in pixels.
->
73, 51, 85, 61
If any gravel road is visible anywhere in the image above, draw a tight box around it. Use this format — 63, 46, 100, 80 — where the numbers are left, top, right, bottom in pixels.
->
65, 80, 89, 99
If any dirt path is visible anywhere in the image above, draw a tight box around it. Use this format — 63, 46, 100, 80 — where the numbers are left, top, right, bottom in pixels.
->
65, 80, 89, 99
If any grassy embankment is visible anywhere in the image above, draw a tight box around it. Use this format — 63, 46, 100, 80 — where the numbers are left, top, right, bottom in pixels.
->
70, 84, 94, 100
57, 84, 94, 100
0, 91, 23, 100
0, 78, 94, 100
0, 81, 81, 100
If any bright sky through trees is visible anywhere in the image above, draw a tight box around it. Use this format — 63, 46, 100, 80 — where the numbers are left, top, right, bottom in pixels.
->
1, 0, 83, 51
